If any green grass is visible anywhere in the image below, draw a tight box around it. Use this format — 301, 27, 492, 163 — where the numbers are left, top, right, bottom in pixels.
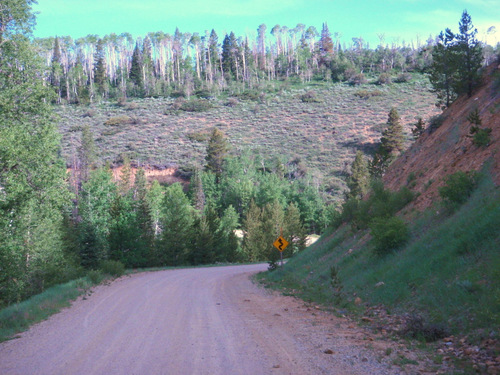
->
261, 172, 500, 338
0, 277, 93, 342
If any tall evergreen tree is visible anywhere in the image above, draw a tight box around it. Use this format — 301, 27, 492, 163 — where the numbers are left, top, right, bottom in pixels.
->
205, 127, 230, 180
93, 38, 107, 96
346, 151, 370, 199
429, 29, 457, 108
371, 108, 404, 176
454, 10, 483, 97
159, 183, 194, 266
129, 42, 143, 90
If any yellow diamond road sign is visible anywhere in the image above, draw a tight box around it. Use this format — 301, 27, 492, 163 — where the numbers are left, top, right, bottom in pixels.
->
273, 236, 289, 252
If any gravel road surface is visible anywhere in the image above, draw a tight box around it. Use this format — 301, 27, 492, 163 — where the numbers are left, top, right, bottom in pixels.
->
0, 264, 404, 374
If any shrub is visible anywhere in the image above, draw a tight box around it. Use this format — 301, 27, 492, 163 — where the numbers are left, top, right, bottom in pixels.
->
376, 73, 391, 85
438, 171, 478, 207
226, 97, 239, 107
428, 114, 446, 133
349, 73, 367, 86
180, 99, 213, 112
394, 73, 412, 83
99, 260, 125, 278
370, 216, 409, 255
401, 315, 448, 342
472, 128, 492, 147
354, 90, 383, 99
87, 270, 104, 285
300, 91, 322, 103
104, 115, 132, 126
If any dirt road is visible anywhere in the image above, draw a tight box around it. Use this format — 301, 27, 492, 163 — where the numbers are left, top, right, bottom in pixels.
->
0, 265, 403, 375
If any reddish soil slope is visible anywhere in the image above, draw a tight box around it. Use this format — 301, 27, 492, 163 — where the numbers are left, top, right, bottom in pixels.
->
383, 63, 500, 211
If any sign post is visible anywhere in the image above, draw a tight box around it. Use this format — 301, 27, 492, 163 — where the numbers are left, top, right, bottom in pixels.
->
273, 232, 289, 267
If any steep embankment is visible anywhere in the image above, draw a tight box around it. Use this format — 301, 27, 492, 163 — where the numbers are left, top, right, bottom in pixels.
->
263, 63, 500, 373
384, 63, 500, 210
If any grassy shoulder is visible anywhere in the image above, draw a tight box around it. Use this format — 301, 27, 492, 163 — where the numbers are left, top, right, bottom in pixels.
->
0, 261, 126, 342
259, 173, 500, 342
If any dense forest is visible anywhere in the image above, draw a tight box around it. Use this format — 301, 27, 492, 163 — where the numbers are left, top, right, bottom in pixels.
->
0, 0, 495, 309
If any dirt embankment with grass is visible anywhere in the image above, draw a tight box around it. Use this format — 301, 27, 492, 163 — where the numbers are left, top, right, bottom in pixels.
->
262, 64, 500, 373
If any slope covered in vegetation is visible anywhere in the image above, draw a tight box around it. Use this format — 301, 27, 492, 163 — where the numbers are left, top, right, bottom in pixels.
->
262, 63, 500, 370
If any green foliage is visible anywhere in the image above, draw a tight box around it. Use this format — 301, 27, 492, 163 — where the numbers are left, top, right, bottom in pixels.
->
264, 170, 500, 338
104, 115, 133, 126
99, 260, 125, 278
471, 128, 492, 147
0, 5, 73, 305
330, 266, 344, 304
370, 216, 410, 255
354, 90, 383, 99
371, 108, 404, 177
438, 171, 478, 207
341, 181, 414, 229
87, 270, 104, 285
159, 183, 195, 266
205, 128, 230, 178
346, 151, 369, 199
376, 73, 391, 85
300, 90, 322, 103
179, 99, 213, 112
411, 117, 425, 139
468, 109, 492, 147
0, 277, 91, 341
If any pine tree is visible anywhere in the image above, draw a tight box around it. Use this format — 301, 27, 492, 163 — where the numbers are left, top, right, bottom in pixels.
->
50, 37, 63, 102
93, 38, 107, 96
429, 29, 458, 108
205, 127, 230, 180
319, 22, 334, 66
412, 118, 426, 139
283, 202, 307, 254
129, 42, 143, 90
346, 151, 369, 199
78, 125, 96, 185
159, 183, 194, 266
454, 10, 483, 97
371, 108, 404, 176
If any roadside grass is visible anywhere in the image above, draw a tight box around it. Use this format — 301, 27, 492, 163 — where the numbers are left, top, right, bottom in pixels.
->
261, 173, 500, 339
56, 75, 439, 202
0, 277, 92, 342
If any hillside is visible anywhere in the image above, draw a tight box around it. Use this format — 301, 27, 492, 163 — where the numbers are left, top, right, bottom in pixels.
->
384, 63, 500, 210
56, 74, 440, 200
262, 64, 500, 373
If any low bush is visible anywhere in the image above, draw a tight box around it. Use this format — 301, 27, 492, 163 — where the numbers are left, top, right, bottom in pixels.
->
438, 171, 478, 207
354, 90, 383, 99
471, 127, 492, 147
99, 260, 125, 278
376, 73, 391, 85
300, 91, 322, 103
349, 73, 367, 86
370, 216, 409, 255
180, 99, 213, 112
401, 315, 449, 342
104, 115, 132, 126
394, 73, 412, 83
87, 270, 104, 285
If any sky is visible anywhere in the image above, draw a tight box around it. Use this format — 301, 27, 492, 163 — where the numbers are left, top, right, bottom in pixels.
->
32, 0, 500, 47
